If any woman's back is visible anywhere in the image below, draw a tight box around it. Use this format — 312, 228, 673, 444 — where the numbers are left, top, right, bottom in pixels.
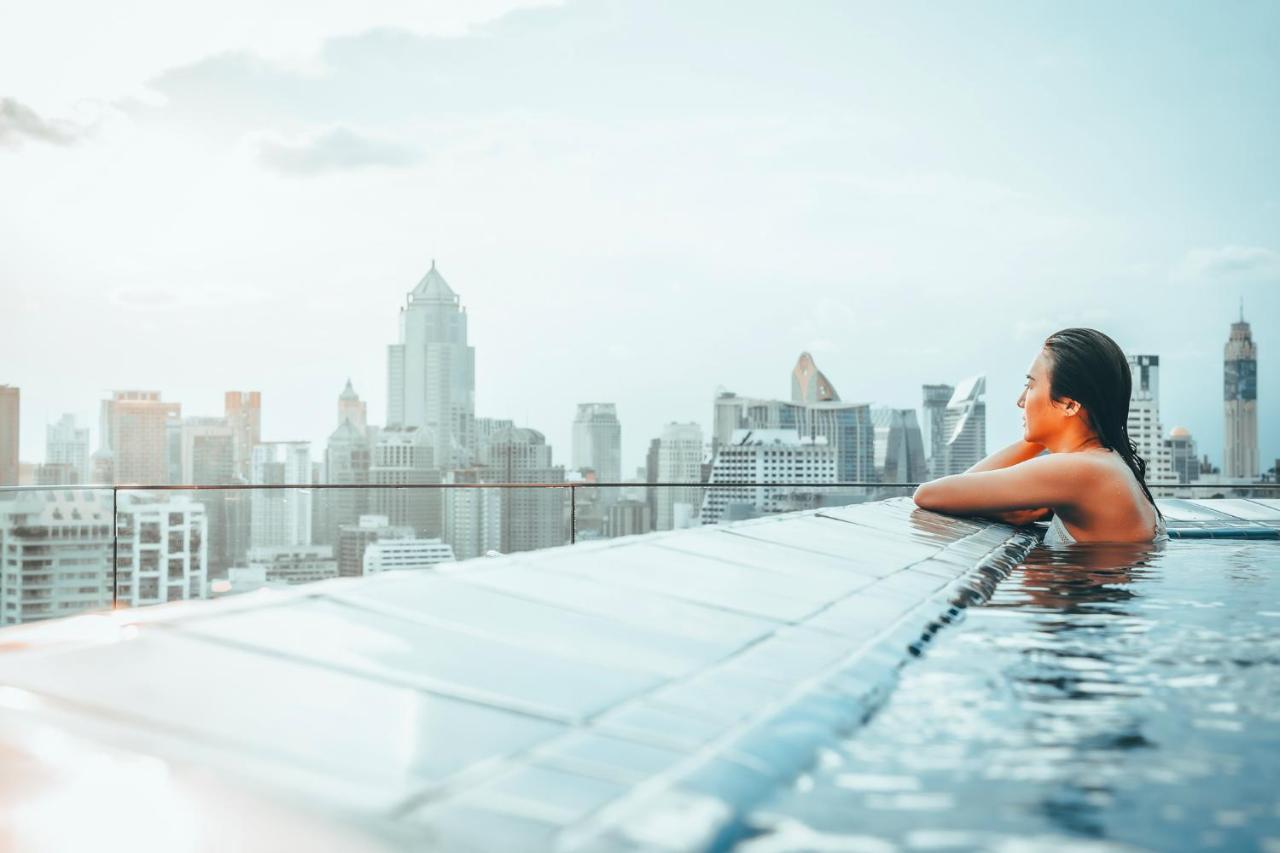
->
1045, 450, 1165, 544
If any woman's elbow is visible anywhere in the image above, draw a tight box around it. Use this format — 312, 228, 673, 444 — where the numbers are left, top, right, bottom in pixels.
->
913, 481, 943, 511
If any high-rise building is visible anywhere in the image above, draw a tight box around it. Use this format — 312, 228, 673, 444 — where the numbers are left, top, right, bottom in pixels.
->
0, 490, 112, 625
604, 499, 651, 538
938, 376, 987, 476
701, 429, 837, 525
99, 391, 180, 485
249, 442, 312, 549
337, 379, 368, 435
644, 437, 661, 532
336, 515, 415, 577
184, 418, 241, 578
45, 414, 89, 484
317, 414, 371, 547
224, 391, 261, 481
656, 422, 704, 530
1126, 356, 1175, 485
363, 538, 455, 573
370, 426, 441, 538
483, 427, 565, 553
572, 403, 622, 485
791, 352, 841, 404
1224, 311, 1259, 480
871, 408, 928, 485
921, 384, 954, 478
442, 468, 502, 561
0, 386, 17, 487
245, 546, 337, 585
1167, 426, 1200, 485
387, 262, 476, 469
115, 494, 208, 606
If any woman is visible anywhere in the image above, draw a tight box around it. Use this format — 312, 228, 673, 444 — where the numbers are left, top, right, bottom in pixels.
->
913, 328, 1166, 544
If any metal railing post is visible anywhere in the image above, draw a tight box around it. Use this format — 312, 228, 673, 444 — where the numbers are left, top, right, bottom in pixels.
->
111, 486, 118, 610
570, 484, 577, 545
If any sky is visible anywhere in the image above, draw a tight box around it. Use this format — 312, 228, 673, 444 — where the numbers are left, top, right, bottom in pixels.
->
3, 0, 1278, 476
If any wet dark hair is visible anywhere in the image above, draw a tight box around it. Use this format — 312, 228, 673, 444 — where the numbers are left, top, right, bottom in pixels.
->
1042, 327, 1160, 513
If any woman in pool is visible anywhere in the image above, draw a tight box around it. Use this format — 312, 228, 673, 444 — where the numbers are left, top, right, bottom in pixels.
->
913, 327, 1166, 544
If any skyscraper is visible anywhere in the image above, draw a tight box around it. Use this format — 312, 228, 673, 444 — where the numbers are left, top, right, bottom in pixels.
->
45, 414, 89, 484
1167, 426, 1200, 485
319, 419, 371, 546
386, 262, 476, 469
443, 468, 502, 561
656, 422, 704, 530
483, 427, 565, 553
871, 408, 928, 484
571, 403, 623, 484
99, 391, 180, 485
1126, 355, 1175, 485
940, 376, 986, 476
0, 386, 16, 487
369, 426, 441, 538
338, 379, 368, 435
249, 442, 312, 549
791, 352, 840, 403
1224, 310, 1259, 480
224, 391, 261, 481
921, 384, 954, 478
701, 429, 837, 525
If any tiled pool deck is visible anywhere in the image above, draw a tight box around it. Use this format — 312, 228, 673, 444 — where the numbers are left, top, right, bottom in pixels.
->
0, 497, 1276, 850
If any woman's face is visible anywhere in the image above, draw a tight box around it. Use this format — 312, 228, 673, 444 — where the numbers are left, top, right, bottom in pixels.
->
1018, 349, 1072, 444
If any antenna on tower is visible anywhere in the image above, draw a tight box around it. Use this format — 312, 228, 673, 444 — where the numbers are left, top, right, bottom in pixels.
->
1240, 295, 1244, 322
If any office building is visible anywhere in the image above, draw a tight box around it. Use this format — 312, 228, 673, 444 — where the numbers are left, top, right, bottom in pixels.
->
245, 546, 337, 585
99, 390, 180, 485
656, 422, 704, 530
386, 262, 476, 469
871, 408, 928, 485
45, 414, 89, 484
1126, 356, 1175, 485
572, 403, 622, 485
0, 490, 112, 626
115, 494, 208, 607
1167, 426, 1200, 485
363, 538, 455, 573
224, 391, 262, 481
0, 386, 16, 487
442, 468, 502, 561
249, 442, 312, 549
1224, 311, 1259, 480
921, 384, 954, 478
336, 515, 415, 577
482, 426, 565, 553
370, 426, 442, 538
701, 429, 837, 525
940, 376, 987, 476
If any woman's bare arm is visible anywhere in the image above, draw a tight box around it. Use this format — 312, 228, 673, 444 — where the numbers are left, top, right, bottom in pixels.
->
965, 439, 1046, 473
913, 452, 1098, 518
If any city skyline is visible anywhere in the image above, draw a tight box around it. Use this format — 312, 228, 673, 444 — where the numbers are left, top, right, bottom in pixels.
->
3, 1, 1278, 476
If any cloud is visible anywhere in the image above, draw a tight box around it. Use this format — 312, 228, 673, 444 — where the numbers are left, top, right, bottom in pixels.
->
255, 126, 421, 175
0, 97, 83, 147
1176, 245, 1280, 284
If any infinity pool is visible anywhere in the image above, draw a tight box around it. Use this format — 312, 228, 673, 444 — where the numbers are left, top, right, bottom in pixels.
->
740, 540, 1280, 851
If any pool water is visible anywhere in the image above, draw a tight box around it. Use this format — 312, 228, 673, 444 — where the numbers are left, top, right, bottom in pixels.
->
739, 540, 1280, 852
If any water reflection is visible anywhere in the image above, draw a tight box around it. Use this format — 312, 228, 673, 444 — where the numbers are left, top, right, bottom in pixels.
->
741, 540, 1280, 850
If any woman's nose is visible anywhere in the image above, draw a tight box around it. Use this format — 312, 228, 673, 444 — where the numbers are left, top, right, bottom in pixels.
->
1016, 390, 1026, 409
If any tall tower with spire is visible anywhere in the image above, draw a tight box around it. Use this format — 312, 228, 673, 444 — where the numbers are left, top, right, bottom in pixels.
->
1223, 303, 1258, 479
386, 261, 476, 469
337, 379, 367, 435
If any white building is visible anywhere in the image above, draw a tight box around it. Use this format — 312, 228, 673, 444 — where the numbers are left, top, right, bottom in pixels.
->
0, 490, 113, 625
701, 429, 837, 525
1223, 312, 1259, 480
656, 422, 705, 530
337, 514, 415, 577
369, 425, 441, 538
245, 546, 337, 585
443, 469, 502, 561
572, 403, 622, 486
940, 376, 987, 476
363, 538, 455, 573
250, 442, 312, 549
1126, 355, 1175, 485
46, 414, 90, 483
115, 494, 209, 606
386, 262, 476, 469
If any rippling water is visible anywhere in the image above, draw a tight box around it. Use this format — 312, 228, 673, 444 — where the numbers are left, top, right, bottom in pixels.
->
740, 540, 1280, 852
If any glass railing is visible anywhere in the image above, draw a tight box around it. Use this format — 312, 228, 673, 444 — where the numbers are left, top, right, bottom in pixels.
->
0, 481, 1275, 628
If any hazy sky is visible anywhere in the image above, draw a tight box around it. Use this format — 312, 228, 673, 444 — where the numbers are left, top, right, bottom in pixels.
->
3, 0, 1278, 476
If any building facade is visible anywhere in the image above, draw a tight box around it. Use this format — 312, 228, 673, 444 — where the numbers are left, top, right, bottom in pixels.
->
871, 408, 928, 485
224, 391, 261, 482
701, 429, 837, 525
46, 413, 89, 484
336, 515, 415, 577
363, 538, 456, 573
656, 422, 705, 530
1126, 355, 1175, 485
442, 468, 502, 561
115, 494, 208, 607
940, 376, 987, 476
99, 390, 180, 485
245, 546, 337, 585
571, 403, 622, 485
249, 442, 313, 549
0, 386, 17, 487
482, 427, 565, 553
0, 490, 113, 625
1223, 313, 1259, 480
386, 262, 476, 469
369, 426, 441, 538
921, 384, 954, 478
